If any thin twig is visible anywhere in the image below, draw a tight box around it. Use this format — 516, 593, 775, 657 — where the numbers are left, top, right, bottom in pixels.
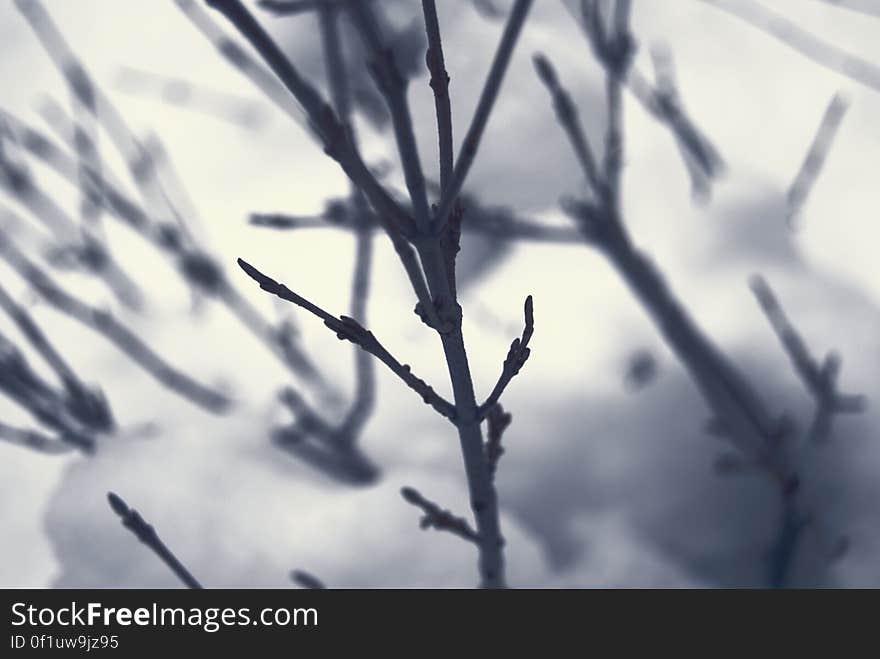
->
114, 66, 270, 130
698, 0, 880, 93
532, 53, 602, 196
318, 3, 376, 442
197, 0, 442, 331
349, 2, 433, 232
422, 0, 454, 195
0, 330, 95, 452
564, 3, 725, 197
237, 258, 456, 422
433, 0, 534, 232
400, 486, 480, 544
204, 0, 416, 238
251, 203, 584, 244
0, 282, 114, 432
787, 92, 849, 228
175, 0, 308, 125
3, 110, 332, 394
15, 0, 180, 227
0, 421, 73, 455
290, 570, 326, 589
0, 229, 231, 414
258, 0, 342, 16
107, 492, 203, 589
750, 275, 866, 428
477, 296, 533, 419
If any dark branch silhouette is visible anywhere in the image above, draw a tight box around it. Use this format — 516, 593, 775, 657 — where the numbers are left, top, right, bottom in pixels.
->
0, 228, 230, 413
432, 0, 534, 232
237, 258, 456, 422
400, 486, 480, 544
478, 296, 533, 419
107, 492, 203, 589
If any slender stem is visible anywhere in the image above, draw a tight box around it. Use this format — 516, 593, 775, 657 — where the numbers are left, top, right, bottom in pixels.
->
205, 0, 416, 237
237, 259, 457, 422
477, 295, 533, 418
0, 422, 73, 454
349, 3, 433, 233
0, 232, 230, 413
699, 0, 880, 93
603, 62, 625, 208
422, 0, 454, 195
416, 241, 506, 588
532, 54, 602, 196
318, 3, 376, 441
107, 492, 203, 589
0, 282, 82, 393
433, 0, 534, 232
176, 0, 308, 124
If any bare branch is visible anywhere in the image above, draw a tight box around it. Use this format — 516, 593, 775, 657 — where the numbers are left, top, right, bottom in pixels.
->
477, 296, 534, 419
0, 282, 113, 432
0, 330, 95, 452
532, 53, 603, 197
2, 111, 332, 394
0, 421, 73, 455
422, 0, 454, 195
114, 66, 269, 130
290, 570, 326, 589
433, 0, 534, 232
0, 229, 231, 414
175, 0, 309, 125
698, 0, 880, 93
0, 133, 143, 309
564, 4, 725, 198
750, 275, 865, 444
251, 200, 584, 245
400, 486, 480, 544
107, 492, 203, 589
237, 258, 456, 422
15, 0, 181, 226
258, 0, 339, 16
787, 92, 849, 228
349, 2, 432, 232
810, 0, 880, 18
317, 3, 377, 444
204, 0, 416, 238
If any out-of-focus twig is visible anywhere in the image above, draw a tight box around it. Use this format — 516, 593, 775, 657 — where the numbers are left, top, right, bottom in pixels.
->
0, 227, 231, 414
2, 108, 334, 397
107, 492, 203, 589
0, 421, 73, 454
290, 570, 326, 589
114, 66, 270, 130
698, 0, 880, 93
750, 275, 866, 439
432, 0, 534, 232
0, 330, 96, 452
786, 92, 850, 229
0, 281, 113, 432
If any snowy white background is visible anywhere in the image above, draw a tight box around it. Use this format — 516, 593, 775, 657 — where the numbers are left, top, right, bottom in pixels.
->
1, 0, 879, 587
